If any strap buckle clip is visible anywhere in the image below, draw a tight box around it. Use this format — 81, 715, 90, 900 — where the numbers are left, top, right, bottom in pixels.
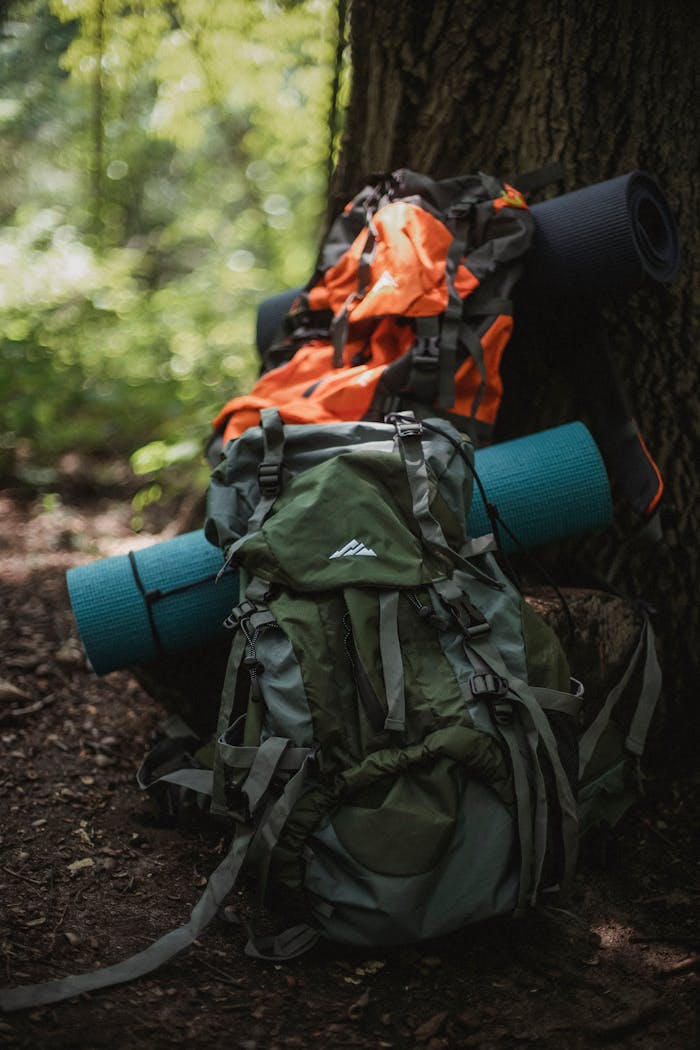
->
469, 673, 512, 724
469, 672, 509, 700
223, 600, 261, 631
258, 461, 282, 499
412, 334, 440, 370
445, 597, 491, 639
386, 411, 423, 438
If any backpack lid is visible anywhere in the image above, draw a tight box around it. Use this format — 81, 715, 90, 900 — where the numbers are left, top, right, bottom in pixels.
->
231, 446, 467, 591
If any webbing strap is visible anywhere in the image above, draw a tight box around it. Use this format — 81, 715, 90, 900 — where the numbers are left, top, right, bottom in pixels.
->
244, 923, 319, 961
514, 687, 579, 893
437, 235, 467, 408
395, 421, 452, 553
0, 825, 255, 1011
510, 162, 565, 196
462, 636, 537, 909
531, 683, 584, 718
625, 618, 662, 757
246, 407, 285, 535
378, 590, 406, 732
459, 535, 498, 559
157, 768, 214, 796
212, 629, 248, 816
495, 718, 535, 913
523, 717, 550, 905
463, 296, 513, 317
578, 614, 661, 778
468, 634, 579, 895
217, 742, 311, 773
241, 736, 292, 815
244, 754, 315, 929
250, 752, 312, 862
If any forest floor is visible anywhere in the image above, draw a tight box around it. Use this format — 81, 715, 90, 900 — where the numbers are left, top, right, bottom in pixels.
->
0, 481, 699, 1049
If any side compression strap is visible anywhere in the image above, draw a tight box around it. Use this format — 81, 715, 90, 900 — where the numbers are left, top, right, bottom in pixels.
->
392, 416, 502, 592
467, 634, 579, 899
578, 613, 661, 780
246, 407, 286, 534
0, 824, 255, 1012
378, 589, 406, 732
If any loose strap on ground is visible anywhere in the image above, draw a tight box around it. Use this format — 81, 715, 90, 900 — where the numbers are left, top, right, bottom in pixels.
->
0, 824, 255, 1012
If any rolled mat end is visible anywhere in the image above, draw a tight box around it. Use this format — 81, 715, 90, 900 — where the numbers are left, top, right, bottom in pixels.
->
66, 531, 239, 676
526, 170, 681, 297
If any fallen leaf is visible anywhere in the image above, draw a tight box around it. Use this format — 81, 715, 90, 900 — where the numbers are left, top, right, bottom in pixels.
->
0, 678, 30, 702
67, 857, 95, 873
414, 1012, 449, 1041
348, 988, 370, 1020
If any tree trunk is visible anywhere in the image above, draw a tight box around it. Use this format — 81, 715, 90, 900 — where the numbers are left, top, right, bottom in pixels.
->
332, 0, 699, 741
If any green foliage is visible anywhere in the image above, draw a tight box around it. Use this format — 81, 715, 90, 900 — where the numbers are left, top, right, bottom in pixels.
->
0, 0, 336, 485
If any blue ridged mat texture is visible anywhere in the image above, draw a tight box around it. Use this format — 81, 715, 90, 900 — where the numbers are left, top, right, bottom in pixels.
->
66, 531, 239, 675
67, 421, 611, 675
526, 171, 680, 298
468, 422, 611, 552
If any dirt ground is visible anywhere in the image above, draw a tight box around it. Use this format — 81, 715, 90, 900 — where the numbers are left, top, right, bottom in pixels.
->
0, 486, 698, 1049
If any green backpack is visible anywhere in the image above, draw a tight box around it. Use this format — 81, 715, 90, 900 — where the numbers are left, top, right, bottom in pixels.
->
202, 410, 583, 954
0, 412, 661, 1009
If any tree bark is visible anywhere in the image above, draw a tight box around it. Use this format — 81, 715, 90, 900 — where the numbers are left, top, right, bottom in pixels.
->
333, 0, 699, 737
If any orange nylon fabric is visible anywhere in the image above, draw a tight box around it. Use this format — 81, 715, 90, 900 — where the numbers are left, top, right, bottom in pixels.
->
213, 178, 533, 443
215, 343, 385, 444
215, 315, 509, 443
452, 314, 513, 424
308, 201, 481, 321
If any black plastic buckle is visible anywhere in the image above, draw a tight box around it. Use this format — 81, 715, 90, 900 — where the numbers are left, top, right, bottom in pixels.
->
469, 673, 512, 725
224, 779, 251, 823
223, 600, 258, 630
469, 672, 509, 700
386, 412, 423, 438
412, 334, 440, 370
446, 598, 491, 639
258, 461, 282, 498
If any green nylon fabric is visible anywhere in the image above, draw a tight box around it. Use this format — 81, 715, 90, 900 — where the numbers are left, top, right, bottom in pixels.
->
520, 601, 571, 692
231, 449, 465, 591
211, 416, 591, 943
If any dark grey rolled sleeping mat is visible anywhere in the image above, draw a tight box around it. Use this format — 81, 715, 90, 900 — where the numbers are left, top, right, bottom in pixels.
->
524, 170, 680, 296
517, 170, 681, 521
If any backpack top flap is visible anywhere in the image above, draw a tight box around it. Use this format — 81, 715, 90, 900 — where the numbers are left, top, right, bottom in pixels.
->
230, 444, 468, 591
205, 415, 473, 557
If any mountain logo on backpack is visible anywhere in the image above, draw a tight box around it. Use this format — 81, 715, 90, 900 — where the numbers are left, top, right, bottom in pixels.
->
328, 538, 378, 559
365, 268, 399, 300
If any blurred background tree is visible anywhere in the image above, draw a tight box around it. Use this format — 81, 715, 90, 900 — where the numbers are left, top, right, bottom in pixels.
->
0, 0, 341, 502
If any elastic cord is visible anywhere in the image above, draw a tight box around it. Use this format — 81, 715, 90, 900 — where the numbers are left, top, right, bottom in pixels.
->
127, 551, 167, 659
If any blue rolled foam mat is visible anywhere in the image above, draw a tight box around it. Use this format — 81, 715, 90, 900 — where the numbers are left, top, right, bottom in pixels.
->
66, 531, 239, 675
467, 422, 611, 552
526, 171, 680, 297
67, 421, 611, 675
